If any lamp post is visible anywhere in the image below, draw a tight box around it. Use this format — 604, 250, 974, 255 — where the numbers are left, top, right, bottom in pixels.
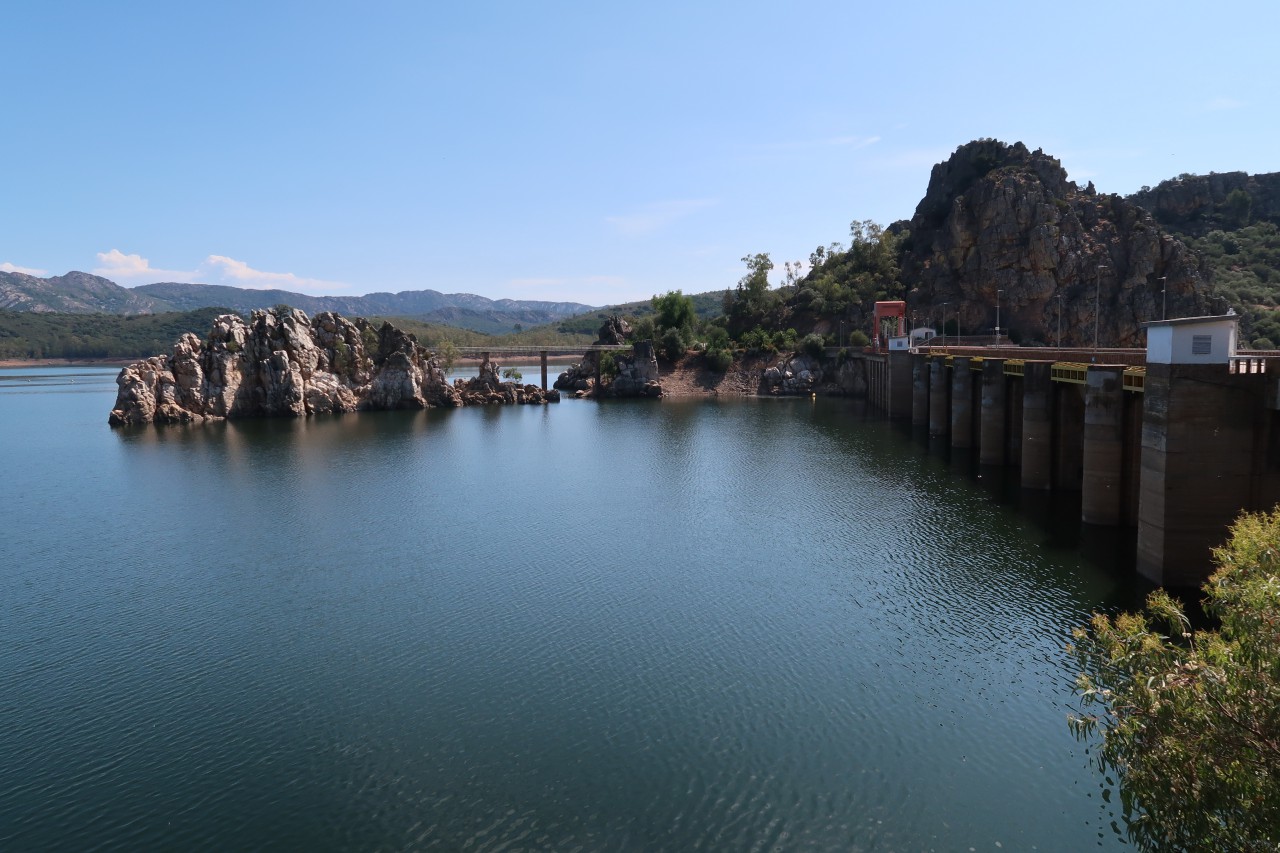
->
995, 288, 1003, 346
1095, 266, 1108, 351
1055, 293, 1063, 349
940, 302, 948, 347
1158, 276, 1168, 321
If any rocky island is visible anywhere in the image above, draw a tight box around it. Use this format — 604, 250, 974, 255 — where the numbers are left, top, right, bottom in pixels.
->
108, 307, 557, 426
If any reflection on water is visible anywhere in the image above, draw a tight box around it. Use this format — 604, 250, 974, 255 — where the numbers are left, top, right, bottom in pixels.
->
0, 367, 1132, 851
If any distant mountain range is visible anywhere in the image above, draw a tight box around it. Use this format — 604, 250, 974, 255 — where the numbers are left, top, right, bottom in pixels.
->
0, 271, 596, 335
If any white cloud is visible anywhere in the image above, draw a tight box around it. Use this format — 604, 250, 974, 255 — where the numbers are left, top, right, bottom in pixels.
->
0, 262, 48, 276
91, 249, 347, 292
605, 199, 717, 237
93, 249, 196, 282
202, 255, 344, 292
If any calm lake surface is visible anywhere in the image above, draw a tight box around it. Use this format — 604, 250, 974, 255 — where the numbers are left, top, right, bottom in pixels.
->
1, 366, 1137, 851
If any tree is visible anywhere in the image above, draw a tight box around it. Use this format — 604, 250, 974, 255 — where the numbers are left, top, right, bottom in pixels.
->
436, 340, 459, 374
651, 290, 696, 336
725, 253, 777, 336
1225, 188, 1253, 229
1069, 508, 1280, 851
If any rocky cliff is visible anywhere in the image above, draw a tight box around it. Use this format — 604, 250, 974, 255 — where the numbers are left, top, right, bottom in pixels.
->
901, 140, 1220, 347
109, 307, 555, 426
1128, 171, 1280, 235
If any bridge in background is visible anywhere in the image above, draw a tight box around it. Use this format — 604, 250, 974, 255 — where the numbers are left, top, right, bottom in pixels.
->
452, 345, 631, 390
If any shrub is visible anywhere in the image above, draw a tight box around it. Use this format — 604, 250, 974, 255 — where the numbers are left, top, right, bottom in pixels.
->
598, 352, 619, 379
1070, 507, 1280, 851
660, 327, 686, 362
801, 333, 826, 357
705, 347, 733, 373
849, 330, 870, 347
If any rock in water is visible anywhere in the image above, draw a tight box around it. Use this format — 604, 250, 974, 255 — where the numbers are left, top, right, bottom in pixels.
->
109, 308, 553, 426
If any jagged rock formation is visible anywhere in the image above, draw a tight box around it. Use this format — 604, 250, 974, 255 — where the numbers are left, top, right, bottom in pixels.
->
760, 352, 868, 397
453, 356, 560, 405
109, 307, 554, 426
901, 140, 1219, 347
1129, 171, 1280, 235
762, 353, 824, 394
554, 315, 662, 398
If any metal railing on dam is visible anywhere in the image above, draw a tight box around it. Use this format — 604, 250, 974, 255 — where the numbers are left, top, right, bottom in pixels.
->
862, 343, 1280, 589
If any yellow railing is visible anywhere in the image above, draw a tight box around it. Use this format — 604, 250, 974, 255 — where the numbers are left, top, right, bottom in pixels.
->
1051, 362, 1089, 385
1123, 366, 1146, 393
1003, 359, 1025, 377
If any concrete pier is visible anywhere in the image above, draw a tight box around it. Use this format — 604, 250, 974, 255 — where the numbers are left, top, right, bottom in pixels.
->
912, 353, 929, 428
1137, 364, 1263, 586
929, 358, 950, 439
1020, 362, 1053, 490
888, 352, 913, 419
1054, 383, 1085, 490
950, 357, 975, 449
1082, 366, 1125, 525
979, 359, 1006, 467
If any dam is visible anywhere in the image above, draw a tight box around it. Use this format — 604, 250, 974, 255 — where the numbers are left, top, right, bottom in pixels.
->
863, 314, 1280, 587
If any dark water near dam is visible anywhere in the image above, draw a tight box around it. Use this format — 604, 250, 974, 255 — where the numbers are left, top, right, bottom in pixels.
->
0, 366, 1137, 850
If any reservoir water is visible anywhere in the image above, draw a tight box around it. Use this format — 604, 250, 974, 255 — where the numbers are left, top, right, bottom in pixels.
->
1, 366, 1136, 851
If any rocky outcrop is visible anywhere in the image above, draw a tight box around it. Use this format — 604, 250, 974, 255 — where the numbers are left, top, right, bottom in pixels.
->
109, 308, 554, 426
553, 316, 662, 398
1129, 171, 1280, 235
453, 356, 560, 405
762, 353, 824, 394
759, 352, 868, 396
902, 140, 1220, 347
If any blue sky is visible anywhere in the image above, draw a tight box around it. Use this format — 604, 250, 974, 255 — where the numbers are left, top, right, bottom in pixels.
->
3, 0, 1277, 306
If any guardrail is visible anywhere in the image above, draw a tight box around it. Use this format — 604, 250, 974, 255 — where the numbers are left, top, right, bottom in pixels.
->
1231, 357, 1274, 375
1050, 362, 1089, 385
1123, 366, 1146, 393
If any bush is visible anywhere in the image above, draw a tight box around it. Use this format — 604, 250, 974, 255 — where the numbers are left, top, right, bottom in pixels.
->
1069, 508, 1280, 850
630, 316, 655, 342
801, 333, 826, 358
501, 367, 523, 382
660, 327, 686, 362
598, 352, 619, 379
703, 324, 731, 351
849, 330, 870, 347
705, 347, 733, 373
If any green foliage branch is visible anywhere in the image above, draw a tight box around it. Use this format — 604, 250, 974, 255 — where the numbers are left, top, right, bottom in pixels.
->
1069, 508, 1280, 851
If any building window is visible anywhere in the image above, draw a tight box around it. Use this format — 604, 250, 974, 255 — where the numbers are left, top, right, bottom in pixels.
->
1192, 334, 1212, 356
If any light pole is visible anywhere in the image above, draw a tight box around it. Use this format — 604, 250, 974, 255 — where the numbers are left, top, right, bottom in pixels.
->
1095, 266, 1108, 351
940, 302, 948, 346
1158, 276, 1168, 321
1055, 293, 1063, 348
995, 288, 1003, 346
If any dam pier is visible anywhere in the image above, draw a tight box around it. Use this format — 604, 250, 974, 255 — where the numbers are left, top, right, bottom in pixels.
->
863, 314, 1280, 587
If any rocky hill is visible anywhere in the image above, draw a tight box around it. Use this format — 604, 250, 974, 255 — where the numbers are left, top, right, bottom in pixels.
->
1127, 172, 1280, 347
900, 140, 1219, 347
1129, 171, 1280, 236
0, 271, 594, 335
0, 271, 168, 314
